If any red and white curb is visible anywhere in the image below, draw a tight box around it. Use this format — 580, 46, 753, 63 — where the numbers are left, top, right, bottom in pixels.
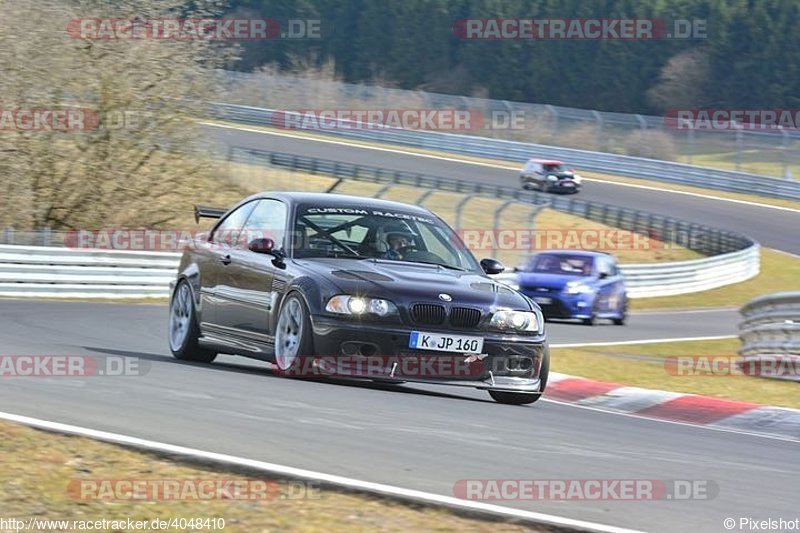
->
546, 373, 800, 441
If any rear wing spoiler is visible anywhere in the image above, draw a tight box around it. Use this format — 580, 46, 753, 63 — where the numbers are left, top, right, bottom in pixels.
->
194, 205, 227, 224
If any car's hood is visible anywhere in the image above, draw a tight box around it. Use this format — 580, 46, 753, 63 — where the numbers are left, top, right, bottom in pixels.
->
518, 272, 591, 291
294, 258, 533, 310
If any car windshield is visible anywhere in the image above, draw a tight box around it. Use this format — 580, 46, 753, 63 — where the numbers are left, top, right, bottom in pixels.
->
293, 205, 480, 271
527, 254, 594, 276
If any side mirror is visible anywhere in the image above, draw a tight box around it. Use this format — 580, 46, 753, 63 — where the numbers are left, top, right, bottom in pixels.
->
248, 237, 275, 254
598, 271, 609, 280
248, 238, 286, 267
480, 258, 505, 275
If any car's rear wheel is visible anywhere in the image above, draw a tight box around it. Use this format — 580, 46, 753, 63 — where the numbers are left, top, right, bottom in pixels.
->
489, 349, 549, 405
169, 281, 217, 363
274, 293, 314, 371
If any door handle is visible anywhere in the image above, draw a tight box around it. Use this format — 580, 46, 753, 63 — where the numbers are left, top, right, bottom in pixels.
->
219, 254, 232, 265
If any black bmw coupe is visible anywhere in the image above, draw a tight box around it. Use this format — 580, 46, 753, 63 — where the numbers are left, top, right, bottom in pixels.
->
168, 192, 549, 404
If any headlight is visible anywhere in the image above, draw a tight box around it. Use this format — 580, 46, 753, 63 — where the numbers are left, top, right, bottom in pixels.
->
325, 295, 397, 317
572, 175, 582, 184
490, 309, 541, 333
564, 281, 593, 294
547, 175, 558, 181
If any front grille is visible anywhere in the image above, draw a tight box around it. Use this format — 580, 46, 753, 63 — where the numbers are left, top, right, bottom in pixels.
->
449, 307, 481, 328
411, 303, 446, 325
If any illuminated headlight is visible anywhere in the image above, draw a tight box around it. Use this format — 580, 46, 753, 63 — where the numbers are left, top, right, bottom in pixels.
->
564, 281, 593, 294
547, 175, 558, 181
325, 295, 397, 317
490, 310, 541, 333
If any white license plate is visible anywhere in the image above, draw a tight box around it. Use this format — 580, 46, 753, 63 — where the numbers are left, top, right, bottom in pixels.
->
533, 297, 553, 305
409, 331, 484, 353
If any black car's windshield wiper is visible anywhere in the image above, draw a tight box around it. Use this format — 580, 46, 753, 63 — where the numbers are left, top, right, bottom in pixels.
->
406, 260, 469, 271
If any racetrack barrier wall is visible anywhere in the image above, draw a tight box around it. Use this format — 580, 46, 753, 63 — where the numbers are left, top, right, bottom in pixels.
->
740, 292, 800, 357
210, 103, 800, 202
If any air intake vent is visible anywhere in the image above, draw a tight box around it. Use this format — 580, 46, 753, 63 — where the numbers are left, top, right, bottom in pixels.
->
449, 307, 481, 328
411, 303, 446, 325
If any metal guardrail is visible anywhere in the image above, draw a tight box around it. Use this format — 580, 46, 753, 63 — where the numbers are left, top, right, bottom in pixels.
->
229, 147, 760, 299
740, 292, 800, 357
0, 245, 179, 299
220, 70, 800, 178
210, 103, 800, 202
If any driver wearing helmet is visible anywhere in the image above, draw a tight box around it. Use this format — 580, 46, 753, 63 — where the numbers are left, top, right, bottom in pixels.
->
382, 222, 416, 260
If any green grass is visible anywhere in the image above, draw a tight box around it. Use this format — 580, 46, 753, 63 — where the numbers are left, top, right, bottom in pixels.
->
632, 249, 800, 310
552, 338, 800, 409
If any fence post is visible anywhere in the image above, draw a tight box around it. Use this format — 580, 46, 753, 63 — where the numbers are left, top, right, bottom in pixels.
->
546, 105, 559, 141
782, 129, 790, 179
43, 226, 51, 247
4, 227, 13, 245
736, 129, 743, 172
415, 189, 436, 206
592, 110, 604, 150
454, 194, 477, 231
636, 114, 647, 156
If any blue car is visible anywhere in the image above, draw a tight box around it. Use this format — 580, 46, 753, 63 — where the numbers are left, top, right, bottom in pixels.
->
513, 251, 628, 326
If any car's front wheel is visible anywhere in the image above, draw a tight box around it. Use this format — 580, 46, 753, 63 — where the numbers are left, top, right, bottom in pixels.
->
274, 293, 314, 371
168, 281, 217, 363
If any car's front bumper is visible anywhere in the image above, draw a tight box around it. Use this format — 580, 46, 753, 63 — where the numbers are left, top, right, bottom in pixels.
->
522, 290, 595, 319
306, 315, 547, 393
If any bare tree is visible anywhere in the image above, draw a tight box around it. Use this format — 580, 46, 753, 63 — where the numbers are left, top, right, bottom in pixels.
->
0, 0, 238, 230
646, 48, 711, 112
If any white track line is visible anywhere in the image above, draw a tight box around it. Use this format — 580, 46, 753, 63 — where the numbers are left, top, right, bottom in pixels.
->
204, 122, 800, 214
551, 335, 737, 348
0, 411, 642, 533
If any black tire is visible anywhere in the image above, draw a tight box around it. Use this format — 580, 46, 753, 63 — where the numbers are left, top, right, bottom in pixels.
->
274, 292, 314, 372
582, 315, 596, 326
613, 299, 628, 326
168, 281, 217, 363
488, 348, 549, 405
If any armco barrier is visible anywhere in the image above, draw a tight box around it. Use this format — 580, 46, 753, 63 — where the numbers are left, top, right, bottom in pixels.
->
210, 103, 800, 202
0, 245, 179, 299
740, 292, 800, 357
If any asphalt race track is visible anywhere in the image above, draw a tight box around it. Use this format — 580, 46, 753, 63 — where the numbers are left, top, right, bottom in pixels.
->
207, 124, 800, 255
1, 300, 796, 533
4, 128, 797, 532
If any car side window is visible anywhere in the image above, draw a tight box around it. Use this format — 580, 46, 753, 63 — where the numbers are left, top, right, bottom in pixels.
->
240, 199, 288, 250
210, 201, 257, 246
